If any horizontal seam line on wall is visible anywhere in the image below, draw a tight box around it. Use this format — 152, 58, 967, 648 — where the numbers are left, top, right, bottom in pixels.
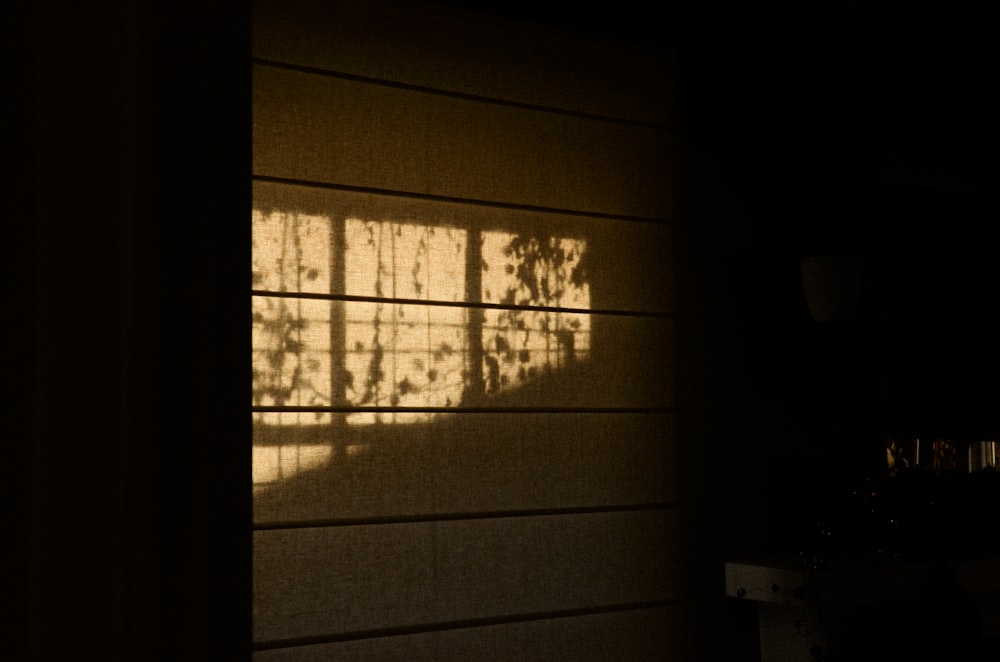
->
253, 502, 680, 531
252, 406, 675, 415
251, 599, 683, 650
250, 289, 676, 319
252, 174, 674, 225
251, 57, 671, 130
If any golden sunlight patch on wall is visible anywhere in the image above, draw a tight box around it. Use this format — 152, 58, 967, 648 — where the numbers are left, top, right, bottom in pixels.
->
343, 220, 468, 424
252, 209, 592, 487
253, 443, 333, 492
480, 232, 590, 396
252, 210, 333, 426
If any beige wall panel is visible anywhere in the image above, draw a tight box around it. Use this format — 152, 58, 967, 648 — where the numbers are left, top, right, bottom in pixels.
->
253, 0, 673, 125
254, 413, 676, 524
254, 604, 688, 661
584, 315, 675, 407
253, 180, 673, 314
253, 509, 683, 642
253, 66, 673, 218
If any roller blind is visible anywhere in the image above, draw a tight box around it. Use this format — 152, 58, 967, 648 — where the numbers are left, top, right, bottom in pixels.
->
252, 1, 685, 658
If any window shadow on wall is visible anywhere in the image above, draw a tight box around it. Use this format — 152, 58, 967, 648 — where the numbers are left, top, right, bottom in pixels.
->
249, 194, 676, 524
252, 209, 595, 491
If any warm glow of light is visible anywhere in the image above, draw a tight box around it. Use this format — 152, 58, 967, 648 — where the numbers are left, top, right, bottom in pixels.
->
344, 219, 466, 302
252, 210, 593, 483
253, 443, 333, 491
252, 210, 334, 426
480, 231, 590, 397
252, 210, 330, 294
342, 219, 468, 424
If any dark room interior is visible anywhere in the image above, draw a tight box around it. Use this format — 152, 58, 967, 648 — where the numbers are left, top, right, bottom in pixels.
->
13, 0, 999, 660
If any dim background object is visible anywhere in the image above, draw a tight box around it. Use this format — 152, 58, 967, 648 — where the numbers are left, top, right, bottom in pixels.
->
801, 255, 861, 324
883, 187, 1000, 440
727, 557, 1000, 661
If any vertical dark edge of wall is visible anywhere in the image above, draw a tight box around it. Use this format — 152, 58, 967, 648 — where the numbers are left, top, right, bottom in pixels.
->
18, 0, 251, 659
145, 0, 251, 657
8, 1, 36, 660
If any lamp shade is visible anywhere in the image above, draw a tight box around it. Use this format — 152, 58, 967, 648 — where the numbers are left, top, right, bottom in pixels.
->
801, 255, 862, 323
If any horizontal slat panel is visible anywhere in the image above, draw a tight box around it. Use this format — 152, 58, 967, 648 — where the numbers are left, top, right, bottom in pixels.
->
253, 413, 676, 523
253, 295, 674, 411
253, 509, 683, 643
252, 0, 673, 125
253, 65, 673, 218
252, 180, 673, 314
253, 605, 689, 661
